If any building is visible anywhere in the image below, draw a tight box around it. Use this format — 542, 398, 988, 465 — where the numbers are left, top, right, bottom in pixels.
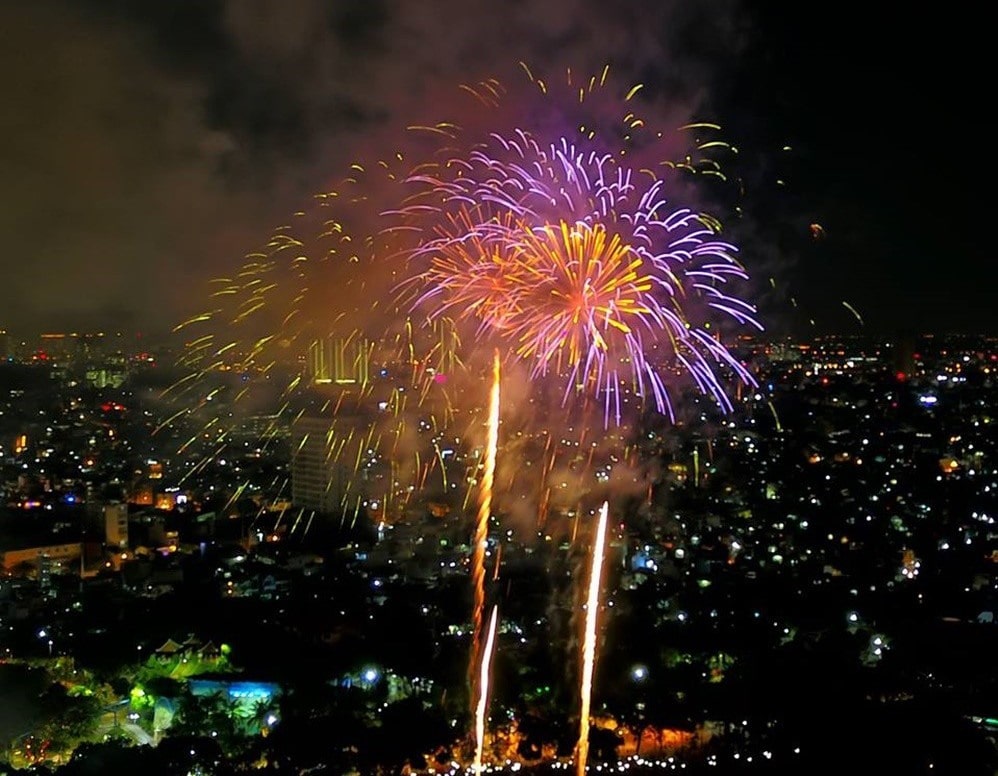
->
104, 502, 129, 549
307, 335, 371, 386
0, 542, 82, 577
290, 413, 351, 514
892, 331, 917, 379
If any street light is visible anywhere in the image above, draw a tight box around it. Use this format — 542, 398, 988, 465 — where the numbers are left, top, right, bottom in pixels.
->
630, 665, 649, 756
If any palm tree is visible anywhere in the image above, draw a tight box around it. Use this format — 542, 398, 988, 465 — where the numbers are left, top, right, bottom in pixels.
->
248, 698, 273, 736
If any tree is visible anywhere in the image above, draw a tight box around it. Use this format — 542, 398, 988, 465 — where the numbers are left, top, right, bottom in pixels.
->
515, 712, 567, 762
170, 690, 241, 753
34, 683, 103, 756
586, 726, 620, 762
369, 697, 454, 773
247, 698, 274, 735
58, 740, 149, 776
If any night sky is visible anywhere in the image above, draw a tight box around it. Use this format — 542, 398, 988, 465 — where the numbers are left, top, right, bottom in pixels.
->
1, 1, 991, 340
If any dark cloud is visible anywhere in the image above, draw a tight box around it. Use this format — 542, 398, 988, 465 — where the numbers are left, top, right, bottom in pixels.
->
5, 0, 988, 338
1, 2, 259, 334
1, 0, 755, 338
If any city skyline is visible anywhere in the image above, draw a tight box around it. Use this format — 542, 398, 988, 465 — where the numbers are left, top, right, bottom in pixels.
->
1, 5, 995, 772
1, 1, 992, 338
0, 327, 994, 773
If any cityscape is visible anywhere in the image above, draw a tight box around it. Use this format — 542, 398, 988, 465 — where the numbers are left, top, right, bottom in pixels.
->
2, 3, 994, 776
0, 329, 994, 774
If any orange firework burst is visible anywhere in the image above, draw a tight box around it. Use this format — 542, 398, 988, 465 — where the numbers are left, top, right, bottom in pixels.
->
506, 220, 667, 378
404, 210, 530, 334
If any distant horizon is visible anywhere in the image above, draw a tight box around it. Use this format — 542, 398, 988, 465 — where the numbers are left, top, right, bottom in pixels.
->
2, 325, 997, 349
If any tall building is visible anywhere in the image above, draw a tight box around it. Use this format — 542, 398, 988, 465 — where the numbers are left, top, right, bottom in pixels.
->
307, 336, 370, 386
0, 542, 82, 576
104, 502, 129, 549
290, 414, 351, 515
38, 332, 78, 362
892, 331, 917, 379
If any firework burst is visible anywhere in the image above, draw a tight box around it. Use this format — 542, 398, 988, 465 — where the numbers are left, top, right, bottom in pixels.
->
166, 63, 766, 535
395, 116, 761, 424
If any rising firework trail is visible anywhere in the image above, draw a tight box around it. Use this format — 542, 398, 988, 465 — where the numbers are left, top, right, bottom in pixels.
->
167, 64, 766, 546
159, 61, 782, 774
576, 501, 609, 776
473, 605, 499, 776
470, 351, 501, 735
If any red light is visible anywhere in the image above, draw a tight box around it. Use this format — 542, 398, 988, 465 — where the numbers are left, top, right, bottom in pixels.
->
895, 371, 907, 382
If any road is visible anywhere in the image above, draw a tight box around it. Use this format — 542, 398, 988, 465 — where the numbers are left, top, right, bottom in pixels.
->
120, 722, 153, 745
96, 710, 154, 747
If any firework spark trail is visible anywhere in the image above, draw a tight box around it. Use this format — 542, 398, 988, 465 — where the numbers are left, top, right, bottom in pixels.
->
473, 605, 499, 776
395, 116, 762, 424
160, 154, 421, 498
470, 351, 501, 722
576, 501, 609, 776
163, 65, 766, 537
164, 66, 769, 622
842, 300, 865, 327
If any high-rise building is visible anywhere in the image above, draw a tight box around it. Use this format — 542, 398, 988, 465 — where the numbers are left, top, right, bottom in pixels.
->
104, 502, 129, 549
38, 332, 77, 362
307, 336, 370, 386
892, 331, 917, 380
290, 413, 351, 515
306, 339, 331, 384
